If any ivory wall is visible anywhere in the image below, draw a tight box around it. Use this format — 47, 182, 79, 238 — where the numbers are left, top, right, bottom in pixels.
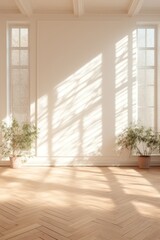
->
0, 15, 160, 166
36, 20, 135, 166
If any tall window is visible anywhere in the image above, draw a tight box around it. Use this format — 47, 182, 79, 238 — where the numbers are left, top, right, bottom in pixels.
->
8, 25, 30, 122
137, 26, 157, 129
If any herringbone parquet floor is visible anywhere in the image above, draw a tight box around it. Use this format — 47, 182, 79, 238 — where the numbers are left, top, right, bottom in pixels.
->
0, 166, 160, 240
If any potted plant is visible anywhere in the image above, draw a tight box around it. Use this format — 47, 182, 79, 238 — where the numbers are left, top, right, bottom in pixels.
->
117, 124, 160, 168
0, 118, 38, 168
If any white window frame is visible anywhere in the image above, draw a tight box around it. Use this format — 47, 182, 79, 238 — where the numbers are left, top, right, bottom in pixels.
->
137, 25, 157, 131
8, 23, 30, 122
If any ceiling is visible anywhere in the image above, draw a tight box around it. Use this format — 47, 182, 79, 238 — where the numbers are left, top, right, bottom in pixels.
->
0, 0, 160, 17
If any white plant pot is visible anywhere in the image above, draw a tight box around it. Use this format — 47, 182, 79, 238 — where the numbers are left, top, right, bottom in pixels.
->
10, 157, 22, 169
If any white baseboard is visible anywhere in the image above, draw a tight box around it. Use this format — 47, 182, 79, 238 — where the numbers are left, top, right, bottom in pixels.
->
0, 155, 160, 167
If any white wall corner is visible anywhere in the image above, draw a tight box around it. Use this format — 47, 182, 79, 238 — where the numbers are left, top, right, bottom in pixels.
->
15, 0, 33, 17
128, 0, 144, 17
73, 0, 85, 17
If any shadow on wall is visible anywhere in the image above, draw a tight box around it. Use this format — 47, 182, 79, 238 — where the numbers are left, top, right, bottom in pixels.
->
38, 54, 103, 165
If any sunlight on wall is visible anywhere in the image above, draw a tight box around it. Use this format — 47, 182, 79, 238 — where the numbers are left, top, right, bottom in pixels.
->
38, 55, 103, 164
38, 95, 49, 153
83, 106, 102, 156
53, 55, 102, 164
132, 30, 138, 123
115, 36, 129, 136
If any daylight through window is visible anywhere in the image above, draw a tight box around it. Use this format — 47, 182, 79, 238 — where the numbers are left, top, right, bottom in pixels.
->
8, 25, 30, 122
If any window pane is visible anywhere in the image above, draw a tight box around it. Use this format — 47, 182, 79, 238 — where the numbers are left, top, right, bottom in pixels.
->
12, 69, 20, 84
137, 27, 156, 129
138, 86, 145, 106
147, 29, 155, 48
147, 108, 154, 128
146, 69, 154, 85
11, 28, 19, 47
138, 86, 154, 106
137, 29, 145, 47
146, 86, 154, 106
9, 25, 29, 123
12, 69, 29, 122
138, 107, 146, 124
138, 69, 145, 85
20, 69, 29, 84
20, 50, 28, 65
12, 69, 29, 85
138, 69, 155, 86
138, 50, 145, 66
12, 50, 19, 65
146, 50, 154, 66
138, 107, 154, 128
20, 28, 28, 47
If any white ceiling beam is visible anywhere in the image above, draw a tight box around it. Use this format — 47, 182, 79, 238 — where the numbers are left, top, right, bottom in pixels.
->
128, 0, 144, 17
73, 0, 84, 17
15, 0, 33, 16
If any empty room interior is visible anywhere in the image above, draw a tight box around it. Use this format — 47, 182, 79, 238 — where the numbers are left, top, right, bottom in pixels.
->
0, 0, 160, 239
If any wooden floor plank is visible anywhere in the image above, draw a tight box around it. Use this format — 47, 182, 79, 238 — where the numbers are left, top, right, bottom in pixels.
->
0, 166, 160, 240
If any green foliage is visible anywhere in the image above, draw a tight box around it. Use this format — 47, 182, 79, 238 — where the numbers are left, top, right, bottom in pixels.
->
117, 124, 160, 156
0, 118, 38, 158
